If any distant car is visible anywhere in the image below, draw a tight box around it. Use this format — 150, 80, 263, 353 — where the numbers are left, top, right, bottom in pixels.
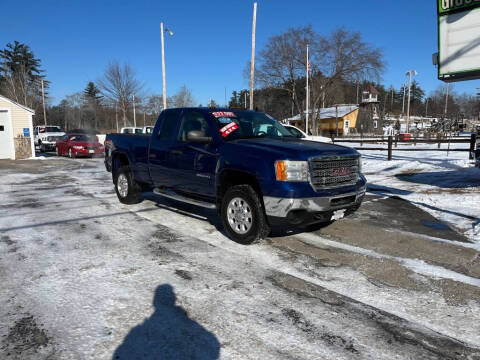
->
120, 127, 143, 134
284, 125, 332, 143
56, 133, 104, 158
33, 125, 66, 152
143, 126, 154, 134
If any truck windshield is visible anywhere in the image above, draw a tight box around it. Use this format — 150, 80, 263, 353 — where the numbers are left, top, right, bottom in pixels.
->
40, 126, 62, 133
213, 111, 294, 141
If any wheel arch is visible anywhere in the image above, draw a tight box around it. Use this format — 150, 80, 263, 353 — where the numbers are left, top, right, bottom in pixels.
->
216, 169, 264, 210
111, 151, 131, 174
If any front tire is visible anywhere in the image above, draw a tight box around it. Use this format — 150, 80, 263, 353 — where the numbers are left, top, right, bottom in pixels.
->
113, 165, 142, 204
221, 185, 270, 244
68, 148, 75, 158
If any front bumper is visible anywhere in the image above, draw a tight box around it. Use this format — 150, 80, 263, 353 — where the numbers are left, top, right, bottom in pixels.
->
263, 183, 366, 226
74, 148, 104, 157
40, 142, 56, 150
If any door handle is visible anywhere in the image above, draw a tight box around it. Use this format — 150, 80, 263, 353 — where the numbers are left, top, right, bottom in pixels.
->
171, 149, 183, 156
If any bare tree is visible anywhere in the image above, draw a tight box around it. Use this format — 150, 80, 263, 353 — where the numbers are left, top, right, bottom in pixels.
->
170, 85, 195, 107
255, 25, 316, 119
146, 94, 164, 116
254, 26, 385, 132
97, 61, 144, 127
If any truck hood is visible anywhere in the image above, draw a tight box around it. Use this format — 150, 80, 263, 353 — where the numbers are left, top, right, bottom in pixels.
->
224, 138, 358, 160
39, 132, 65, 138
71, 141, 103, 147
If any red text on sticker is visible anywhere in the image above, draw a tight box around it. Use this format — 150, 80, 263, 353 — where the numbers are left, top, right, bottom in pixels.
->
219, 122, 239, 138
212, 111, 236, 118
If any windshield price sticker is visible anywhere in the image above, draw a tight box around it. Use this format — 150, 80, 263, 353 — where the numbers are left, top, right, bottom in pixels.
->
218, 117, 234, 124
219, 122, 239, 138
212, 111, 236, 118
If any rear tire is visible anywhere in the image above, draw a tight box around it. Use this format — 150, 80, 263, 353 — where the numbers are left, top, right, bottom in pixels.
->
113, 165, 142, 204
221, 185, 270, 244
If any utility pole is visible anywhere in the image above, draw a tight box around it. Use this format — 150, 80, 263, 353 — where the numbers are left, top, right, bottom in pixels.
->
356, 79, 360, 104
390, 86, 394, 112
425, 97, 429, 117
402, 83, 406, 117
444, 83, 449, 119
306, 44, 310, 134
143, 112, 146, 127
41, 80, 47, 126
406, 70, 417, 133
133, 93, 136, 127
160, 23, 173, 110
115, 103, 119, 133
249, 2, 257, 110
161, 22, 167, 110
244, 92, 247, 109
335, 104, 339, 137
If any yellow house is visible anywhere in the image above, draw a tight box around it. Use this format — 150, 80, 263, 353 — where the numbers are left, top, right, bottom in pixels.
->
0, 95, 35, 159
287, 105, 359, 136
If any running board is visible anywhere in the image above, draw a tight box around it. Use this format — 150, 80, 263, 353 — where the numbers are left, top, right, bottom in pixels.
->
153, 188, 216, 209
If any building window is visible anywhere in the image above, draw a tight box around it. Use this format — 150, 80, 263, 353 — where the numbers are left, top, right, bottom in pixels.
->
373, 120, 378, 129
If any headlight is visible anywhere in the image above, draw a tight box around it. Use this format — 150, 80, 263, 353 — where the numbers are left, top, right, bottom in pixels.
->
73, 146, 84, 150
275, 160, 309, 182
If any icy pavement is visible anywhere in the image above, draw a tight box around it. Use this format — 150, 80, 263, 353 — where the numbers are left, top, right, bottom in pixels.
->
0, 156, 480, 359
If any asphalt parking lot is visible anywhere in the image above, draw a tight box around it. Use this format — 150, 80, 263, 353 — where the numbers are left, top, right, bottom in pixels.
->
1, 156, 480, 359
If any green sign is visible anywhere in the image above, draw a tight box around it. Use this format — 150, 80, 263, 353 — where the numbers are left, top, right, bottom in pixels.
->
438, 0, 480, 15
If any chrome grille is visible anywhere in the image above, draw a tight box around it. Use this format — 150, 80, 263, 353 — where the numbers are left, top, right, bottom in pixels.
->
47, 136, 62, 142
309, 156, 359, 190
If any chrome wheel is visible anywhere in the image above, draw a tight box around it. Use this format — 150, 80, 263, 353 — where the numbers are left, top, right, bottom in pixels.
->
227, 197, 253, 234
117, 174, 129, 198
68, 148, 73, 158
55, 146, 59, 156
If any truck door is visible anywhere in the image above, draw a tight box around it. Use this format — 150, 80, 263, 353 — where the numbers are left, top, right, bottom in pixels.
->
167, 111, 218, 198
149, 109, 182, 187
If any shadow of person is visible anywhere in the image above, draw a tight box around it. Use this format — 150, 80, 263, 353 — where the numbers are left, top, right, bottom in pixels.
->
113, 284, 220, 360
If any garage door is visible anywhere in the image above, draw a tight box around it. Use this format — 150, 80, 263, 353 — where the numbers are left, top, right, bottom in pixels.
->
0, 110, 12, 159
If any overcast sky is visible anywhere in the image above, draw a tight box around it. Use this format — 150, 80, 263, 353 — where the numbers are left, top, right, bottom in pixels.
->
1, 0, 478, 106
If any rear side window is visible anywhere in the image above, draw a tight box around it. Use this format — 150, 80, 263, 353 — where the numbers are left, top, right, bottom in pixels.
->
159, 111, 180, 141
177, 112, 211, 142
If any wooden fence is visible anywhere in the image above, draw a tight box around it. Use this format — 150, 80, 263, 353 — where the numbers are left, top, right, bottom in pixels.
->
332, 134, 477, 161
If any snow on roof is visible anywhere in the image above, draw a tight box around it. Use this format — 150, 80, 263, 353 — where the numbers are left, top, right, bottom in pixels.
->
285, 105, 358, 122
0, 94, 35, 113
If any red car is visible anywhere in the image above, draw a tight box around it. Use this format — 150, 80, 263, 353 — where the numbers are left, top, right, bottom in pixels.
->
56, 133, 104, 158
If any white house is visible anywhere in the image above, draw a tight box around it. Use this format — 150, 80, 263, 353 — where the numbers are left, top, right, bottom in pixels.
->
0, 95, 35, 160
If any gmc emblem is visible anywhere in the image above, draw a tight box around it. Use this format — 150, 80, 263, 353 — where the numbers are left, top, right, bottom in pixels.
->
332, 168, 350, 176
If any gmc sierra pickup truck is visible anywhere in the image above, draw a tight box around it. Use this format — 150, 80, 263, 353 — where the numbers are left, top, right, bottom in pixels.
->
104, 108, 366, 244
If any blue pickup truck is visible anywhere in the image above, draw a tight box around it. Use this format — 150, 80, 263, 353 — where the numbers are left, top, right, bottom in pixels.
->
104, 108, 366, 244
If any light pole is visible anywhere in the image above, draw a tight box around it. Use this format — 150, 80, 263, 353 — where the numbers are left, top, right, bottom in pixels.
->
405, 70, 417, 133
161, 22, 174, 110
249, 2, 257, 110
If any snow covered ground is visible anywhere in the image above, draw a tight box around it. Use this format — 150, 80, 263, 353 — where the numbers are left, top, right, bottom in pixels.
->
0, 154, 479, 359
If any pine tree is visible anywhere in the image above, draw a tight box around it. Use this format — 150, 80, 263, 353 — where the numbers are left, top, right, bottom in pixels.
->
0, 41, 46, 111
83, 82, 103, 130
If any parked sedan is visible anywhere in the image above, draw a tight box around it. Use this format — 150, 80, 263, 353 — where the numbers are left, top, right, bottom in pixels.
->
56, 134, 105, 158
284, 125, 332, 143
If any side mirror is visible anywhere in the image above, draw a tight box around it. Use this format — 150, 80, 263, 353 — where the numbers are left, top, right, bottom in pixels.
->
187, 130, 212, 144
